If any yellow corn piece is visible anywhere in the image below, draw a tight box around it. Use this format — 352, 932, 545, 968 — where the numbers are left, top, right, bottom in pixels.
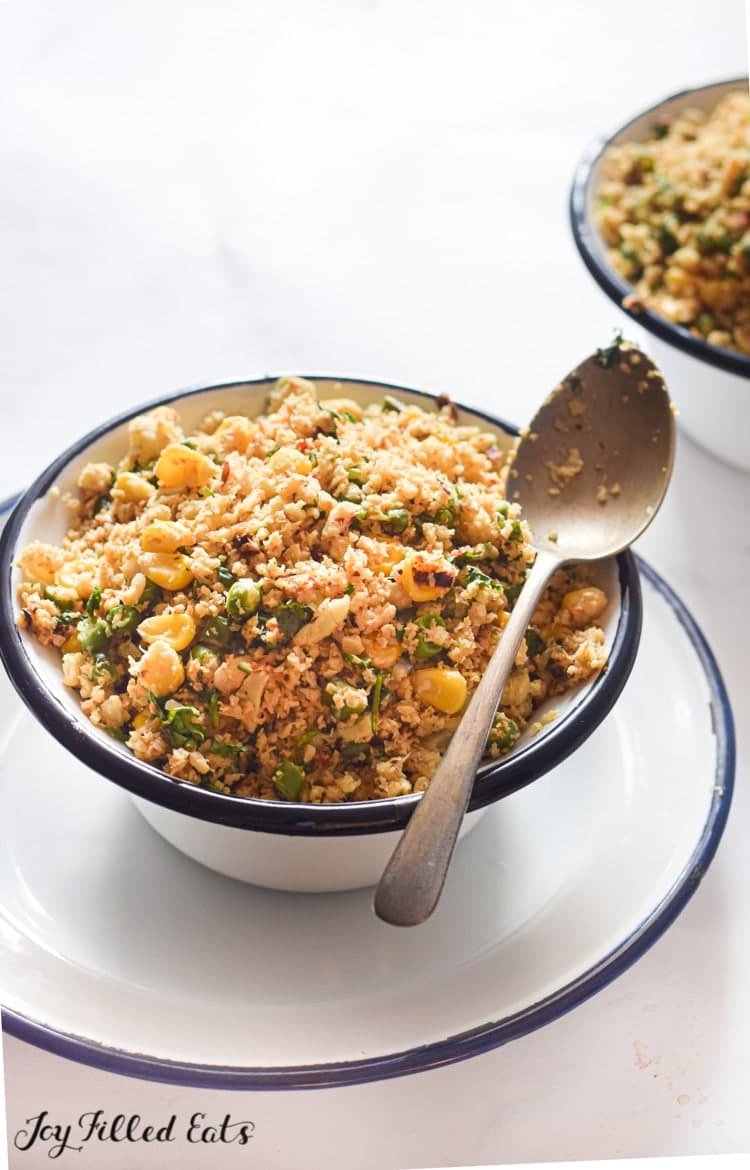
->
213, 415, 256, 454
138, 611, 196, 652
155, 444, 216, 489
367, 540, 405, 575
560, 586, 607, 627
137, 640, 185, 697
400, 553, 456, 602
413, 668, 467, 714
141, 551, 193, 591
140, 521, 195, 554
62, 631, 81, 653
114, 472, 156, 504
361, 634, 402, 670
266, 447, 313, 475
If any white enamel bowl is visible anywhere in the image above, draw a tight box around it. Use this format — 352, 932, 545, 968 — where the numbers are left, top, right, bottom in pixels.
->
570, 77, 750, 474
0, 377, 641, 892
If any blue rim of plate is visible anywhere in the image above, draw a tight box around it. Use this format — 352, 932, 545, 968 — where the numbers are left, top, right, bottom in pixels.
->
569, 75, 750, 380
0, 379, 641, 836
0, 488, 735, 1089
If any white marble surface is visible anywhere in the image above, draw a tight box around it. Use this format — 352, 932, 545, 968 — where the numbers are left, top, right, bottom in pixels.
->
0, 1, 748, 1167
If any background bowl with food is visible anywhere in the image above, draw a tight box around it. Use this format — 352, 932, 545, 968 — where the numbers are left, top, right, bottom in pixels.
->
570, 77, 750, 473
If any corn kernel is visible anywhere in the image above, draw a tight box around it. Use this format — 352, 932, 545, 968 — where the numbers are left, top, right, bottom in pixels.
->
367, 541, 405, 575
361, 634, 402, 669
137, 640, 185, 697
266, 447, 313, 475
400, 552, 456, 602
138, 610, 196, 651
559, 586, 608, 627
213, 415, 256, 454
55, 562, 96, 598
133, 711, 150, 729
141, 551, 193, 591
62, 631, 81, 653
413, 668, 467, 714
140, 521, 195, 554
155, 444, 216, 489
114, 472, 155, 504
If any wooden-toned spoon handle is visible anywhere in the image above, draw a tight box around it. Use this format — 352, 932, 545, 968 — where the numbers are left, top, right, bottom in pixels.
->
373, 547, 561, 927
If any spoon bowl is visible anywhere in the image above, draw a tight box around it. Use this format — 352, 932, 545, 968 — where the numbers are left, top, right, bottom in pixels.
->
513, 343, 674, 561
374, 340, 675, 927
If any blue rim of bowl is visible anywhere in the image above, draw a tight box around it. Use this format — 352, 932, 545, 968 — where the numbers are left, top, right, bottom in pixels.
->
570, 76, 750, 380
0, 557, 735, 1089
0, 379, 641, 836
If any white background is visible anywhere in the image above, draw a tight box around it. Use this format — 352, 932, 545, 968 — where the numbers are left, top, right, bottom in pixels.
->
0, 1, 748, 1168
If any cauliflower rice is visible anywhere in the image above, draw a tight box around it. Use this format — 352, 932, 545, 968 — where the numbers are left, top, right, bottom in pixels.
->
596, 90, 750, 353
17, 378, 608, 804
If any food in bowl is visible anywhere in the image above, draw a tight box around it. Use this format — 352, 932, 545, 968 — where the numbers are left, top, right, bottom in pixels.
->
595, 89, 750, 353
14, 377, 608, 805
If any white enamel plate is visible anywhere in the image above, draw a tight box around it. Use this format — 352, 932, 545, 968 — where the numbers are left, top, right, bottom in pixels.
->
0, 499, 734, 1089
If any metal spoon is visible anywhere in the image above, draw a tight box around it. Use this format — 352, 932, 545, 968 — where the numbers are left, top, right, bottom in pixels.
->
374, 340, 675, 927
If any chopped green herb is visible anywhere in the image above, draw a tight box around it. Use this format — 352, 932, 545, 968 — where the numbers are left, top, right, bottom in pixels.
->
92, 654, 119, 684
138, 579, 162, 610
272, 759, 305, 801
465, 566, 503, 592
525, 627, 546, 657
77, 616, 109, 654
383, 508, 410, 534
107, 604, 140, 634
347, 467, 366, 486
414, 612, 446, 661
382, 394, 403, 412
433, 505, 456, 528
276, 600, 313, 639
105, 725, 128, 742
342, 650, 372, 668
371, 671, 386, 734
340, 741, 370, 763
165, 704, 205, 750
201, 615, 232, 646
502, 580, 525, 604
594, 331, 625, 368
209, 738, 244, 759
86, 586, 102, 616
453, 543, 490, 566
217, 562, 236, 588
343, 584, 355, 595
207, 691, 221, 729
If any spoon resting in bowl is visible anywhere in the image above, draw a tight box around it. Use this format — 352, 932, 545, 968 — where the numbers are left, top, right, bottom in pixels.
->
374, 338, 675, 927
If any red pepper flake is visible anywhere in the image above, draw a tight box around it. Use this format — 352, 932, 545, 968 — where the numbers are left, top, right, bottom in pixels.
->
221, 461, 230, 484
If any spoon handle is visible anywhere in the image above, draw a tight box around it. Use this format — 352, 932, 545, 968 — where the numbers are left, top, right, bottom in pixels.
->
373, 546, 562, 927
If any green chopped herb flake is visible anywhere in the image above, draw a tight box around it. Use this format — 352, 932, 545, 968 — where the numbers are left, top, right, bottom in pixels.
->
272, 760, 305, 801
276, 600, 313, 639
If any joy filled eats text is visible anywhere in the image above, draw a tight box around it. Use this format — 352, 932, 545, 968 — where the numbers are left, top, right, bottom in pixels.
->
13, 1110, 255, 1159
